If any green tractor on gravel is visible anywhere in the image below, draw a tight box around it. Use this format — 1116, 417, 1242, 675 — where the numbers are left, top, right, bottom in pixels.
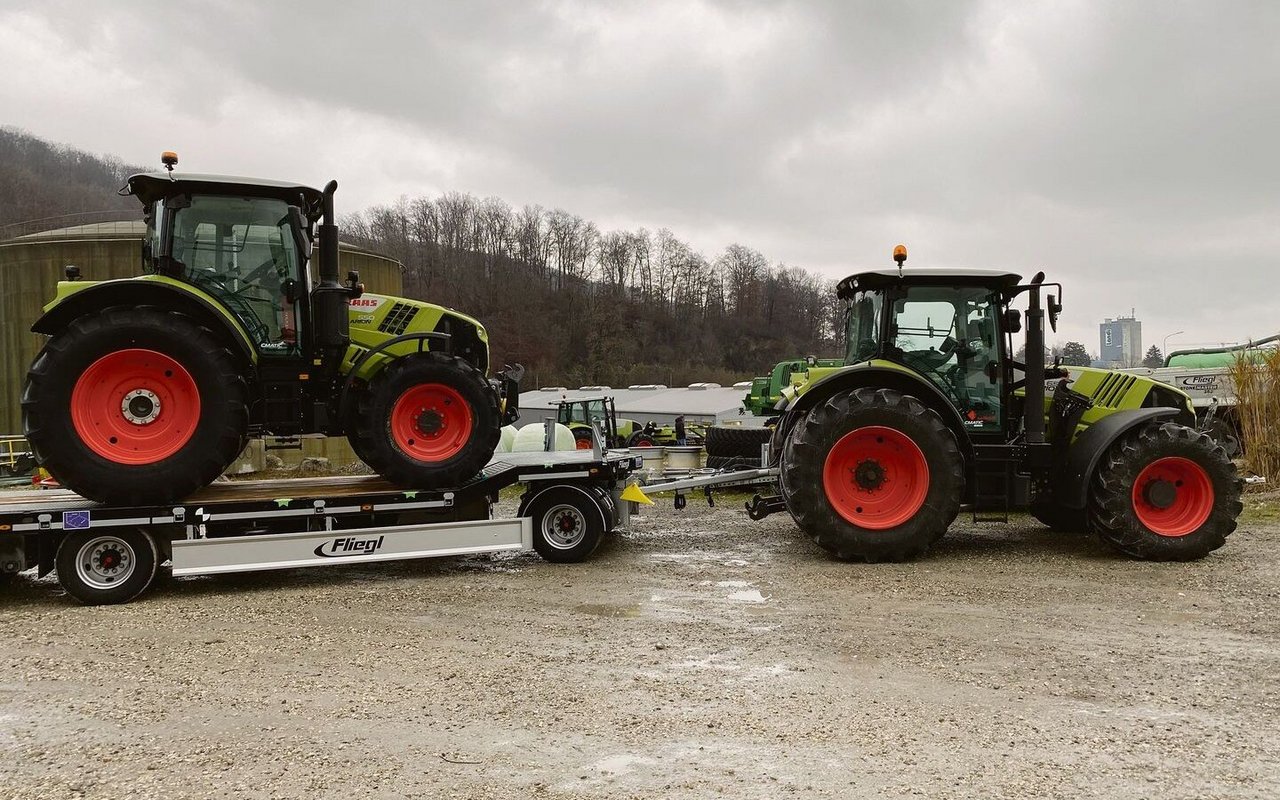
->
555, 396, 703, 449
22, 154, 519, 505
744, 357, 844, 416
757, 246, 1242, 562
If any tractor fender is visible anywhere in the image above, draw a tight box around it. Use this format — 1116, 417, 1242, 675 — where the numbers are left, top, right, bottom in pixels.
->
31, 279, 257, 367
774, 365, 974, 463
1057, 407, 1181, 509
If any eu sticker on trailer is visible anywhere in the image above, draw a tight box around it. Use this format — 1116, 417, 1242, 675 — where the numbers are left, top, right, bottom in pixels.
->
63, 510, 91, 530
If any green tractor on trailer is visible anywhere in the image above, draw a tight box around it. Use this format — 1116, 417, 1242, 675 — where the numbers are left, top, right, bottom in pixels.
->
22, 154, 519, 505
760, 246, 1242, 562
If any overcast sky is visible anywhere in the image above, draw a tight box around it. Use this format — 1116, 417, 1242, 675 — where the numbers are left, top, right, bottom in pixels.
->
2, 0, 1276, 354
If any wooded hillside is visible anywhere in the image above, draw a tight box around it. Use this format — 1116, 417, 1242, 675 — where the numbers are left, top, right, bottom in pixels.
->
0, 127, 139, 231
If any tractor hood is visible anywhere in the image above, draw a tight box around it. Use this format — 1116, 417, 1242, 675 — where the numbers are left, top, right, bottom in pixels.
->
347, 294, 491, 377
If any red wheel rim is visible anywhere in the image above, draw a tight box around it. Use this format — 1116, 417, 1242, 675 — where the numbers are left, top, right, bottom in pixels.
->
822, 425, 930, 530
390, 383, 473, 462
632, 439, 653, 448
70, 349, 201, 465
574, 435, 593, 450
1131, 456, 1214, 536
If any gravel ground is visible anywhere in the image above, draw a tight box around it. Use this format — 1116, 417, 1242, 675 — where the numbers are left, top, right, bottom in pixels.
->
1, 492, 1278, 799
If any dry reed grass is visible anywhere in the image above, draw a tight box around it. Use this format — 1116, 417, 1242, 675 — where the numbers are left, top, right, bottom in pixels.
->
1227, 347, 1280, 480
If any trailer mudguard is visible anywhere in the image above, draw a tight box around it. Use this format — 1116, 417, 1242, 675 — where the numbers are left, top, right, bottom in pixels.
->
1057, 407, 1181, 510
31, 276, 258, 366
773, 363, 975, 463
517, 483, 610, 532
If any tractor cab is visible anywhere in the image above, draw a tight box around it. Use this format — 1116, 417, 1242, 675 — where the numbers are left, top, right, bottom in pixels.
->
556, 397, 625, 449
839, 268, 1021, 436
128, 171, 332, 361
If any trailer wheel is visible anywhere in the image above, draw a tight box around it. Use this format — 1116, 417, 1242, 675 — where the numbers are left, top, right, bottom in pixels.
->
1089, 422, 1241, 560
521, 485, 606, 563
55, 528, 158, 605
22, 307, 249, 505
780, 388, 962, 562
354, 352, 500, 489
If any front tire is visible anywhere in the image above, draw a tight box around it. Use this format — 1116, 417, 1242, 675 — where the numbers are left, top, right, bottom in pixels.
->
353, 353, 500, 489
55, 528, 158, 605
625, 431, 656, 448
780, 388, 963, 562
571, 427, 595, 450
1089, 422, 1242, 560
22, 307, 249, 505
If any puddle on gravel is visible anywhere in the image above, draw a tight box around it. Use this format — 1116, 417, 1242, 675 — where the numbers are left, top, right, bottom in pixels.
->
574, 602, 641, 618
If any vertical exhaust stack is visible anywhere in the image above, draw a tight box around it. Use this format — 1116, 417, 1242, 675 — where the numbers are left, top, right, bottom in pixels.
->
313, 180, 350, 377
1023, 274, 1047, 445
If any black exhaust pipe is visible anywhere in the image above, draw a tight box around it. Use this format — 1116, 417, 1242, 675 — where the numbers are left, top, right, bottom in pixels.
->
313, 180, 349, 377
319, 180, 340, 284
1024, 274, 1046, 445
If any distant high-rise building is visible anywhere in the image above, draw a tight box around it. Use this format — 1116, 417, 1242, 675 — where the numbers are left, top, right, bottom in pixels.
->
1100, 312, 1142, 367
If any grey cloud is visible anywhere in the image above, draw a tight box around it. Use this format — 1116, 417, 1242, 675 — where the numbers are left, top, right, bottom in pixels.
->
4, 0, 1277, 347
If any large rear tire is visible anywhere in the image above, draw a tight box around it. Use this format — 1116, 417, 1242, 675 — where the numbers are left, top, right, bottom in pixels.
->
22, 307, 248, 505
1088, 422, 1241, 560
353, 352, 500, 488
705, 425, 772, 459
780, 388, 963, 562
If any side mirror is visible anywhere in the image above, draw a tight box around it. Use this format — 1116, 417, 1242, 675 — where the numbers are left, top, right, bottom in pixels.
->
1003, 308, 1022, 333
1048, 294, 1062, 333
345, 270, 364, 299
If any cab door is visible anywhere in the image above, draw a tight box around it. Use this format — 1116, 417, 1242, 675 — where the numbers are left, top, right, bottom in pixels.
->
888, 286, 1003, 432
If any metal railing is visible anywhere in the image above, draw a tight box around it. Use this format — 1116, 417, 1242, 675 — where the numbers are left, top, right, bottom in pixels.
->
0, 436, 36, 483
0, 210, 138, 242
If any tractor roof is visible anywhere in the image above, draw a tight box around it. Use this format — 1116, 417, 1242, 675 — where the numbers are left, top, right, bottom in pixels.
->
125, 172, 326, 218
836, 268, 1023, 298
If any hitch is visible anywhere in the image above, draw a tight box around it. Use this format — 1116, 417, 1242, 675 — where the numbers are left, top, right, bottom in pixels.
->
746, 494, 786, 521
498, 364, 525, 426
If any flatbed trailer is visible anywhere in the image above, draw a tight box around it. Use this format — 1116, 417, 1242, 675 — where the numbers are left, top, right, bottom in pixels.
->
0, 449, 641, 605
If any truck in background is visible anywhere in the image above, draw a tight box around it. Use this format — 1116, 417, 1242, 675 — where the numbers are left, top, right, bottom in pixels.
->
1120, 334, 1280, 457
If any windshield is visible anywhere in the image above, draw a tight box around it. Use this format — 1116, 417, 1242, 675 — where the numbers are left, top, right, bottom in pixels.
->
843, 290, 883, 362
